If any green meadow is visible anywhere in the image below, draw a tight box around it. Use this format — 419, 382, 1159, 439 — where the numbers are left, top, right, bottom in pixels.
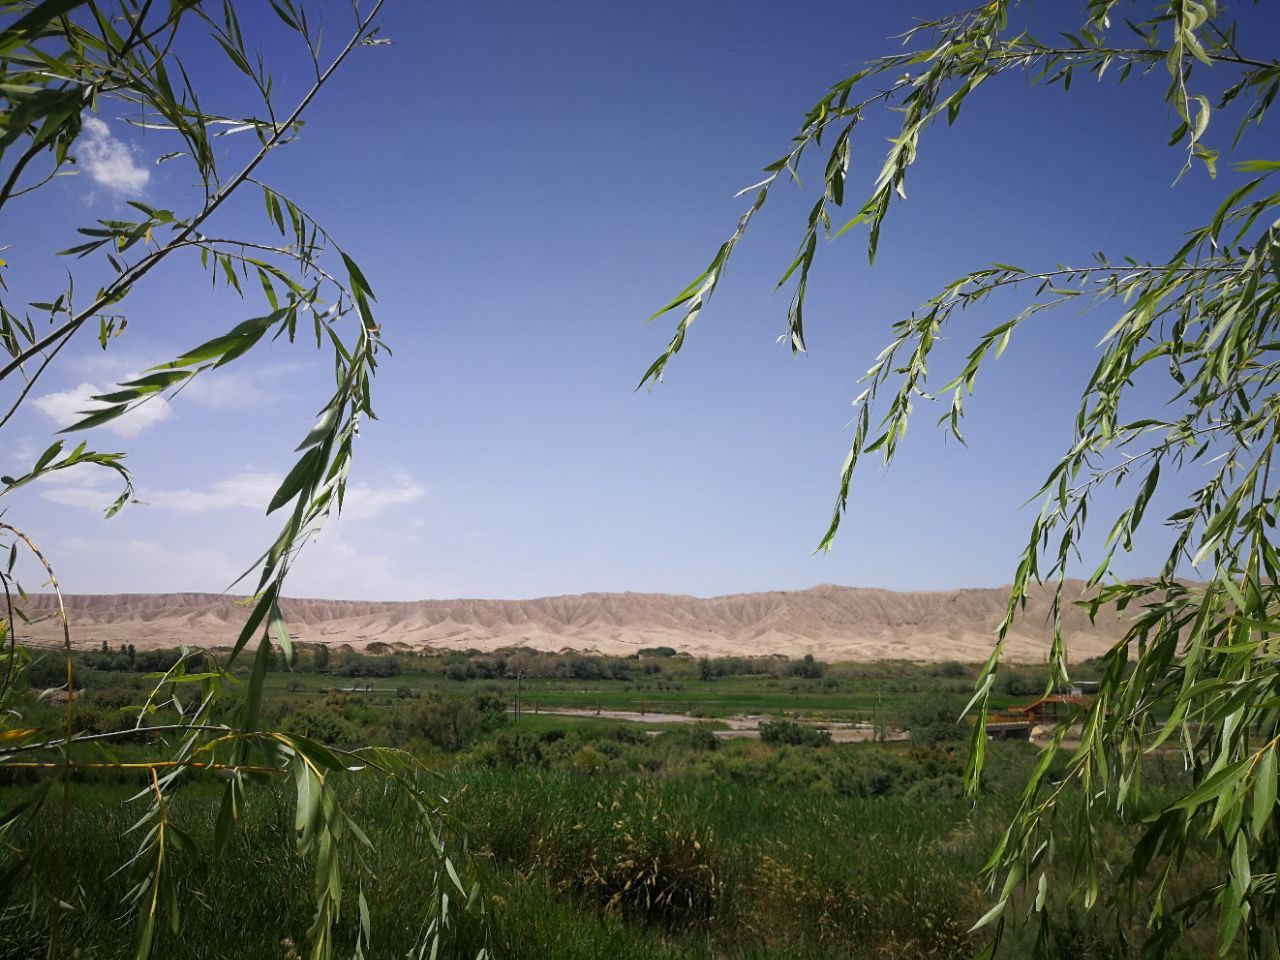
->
1, 647, 1209, 959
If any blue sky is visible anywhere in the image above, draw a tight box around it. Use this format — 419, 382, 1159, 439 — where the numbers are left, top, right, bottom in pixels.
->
5, 1, 1280, 600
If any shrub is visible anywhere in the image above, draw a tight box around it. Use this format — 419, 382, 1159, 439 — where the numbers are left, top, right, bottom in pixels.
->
787, 654, 825, 679
479, 730, 547, 768
400, 691, 507, 752
86, 678, 145, 709
928, 661, 970, 680
283, 697, 364, 746
70, 704, 133, 736
334, 652, 401, 678
444, 659, 475, 681
658, 725, 719, 752
996, 670, 1049, 697
567, 745, 610, 775
605, 724, 649, 746
904, 774, 966, 803
529, 782, 723, 930
24, 654, 70, 690
830, 757, 900, 798
759, 719, 831, 747
907, 695, 968, 745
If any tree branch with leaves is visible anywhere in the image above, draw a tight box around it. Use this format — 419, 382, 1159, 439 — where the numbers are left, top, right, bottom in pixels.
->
649, 1, 1280, 955
0, 3, 487, 958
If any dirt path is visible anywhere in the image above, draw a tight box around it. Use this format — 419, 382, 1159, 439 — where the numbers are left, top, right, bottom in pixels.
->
521, 707, 907, 742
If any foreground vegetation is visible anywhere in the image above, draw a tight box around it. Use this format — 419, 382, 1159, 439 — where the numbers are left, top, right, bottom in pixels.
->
1, 648, 1216, 959
8, 0, 1274, 953
645, 0, 1280, 952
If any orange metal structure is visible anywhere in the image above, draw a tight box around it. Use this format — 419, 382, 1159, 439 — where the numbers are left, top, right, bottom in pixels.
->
982, 694, 1095, 740
1008, 694, 1093, 722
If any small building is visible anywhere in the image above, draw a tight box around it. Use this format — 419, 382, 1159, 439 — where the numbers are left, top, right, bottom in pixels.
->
983, 690, 1097, 740
1008, 693, 1094, 725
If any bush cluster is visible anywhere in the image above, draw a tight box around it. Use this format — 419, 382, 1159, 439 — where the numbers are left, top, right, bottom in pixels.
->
758, 719, 831, 747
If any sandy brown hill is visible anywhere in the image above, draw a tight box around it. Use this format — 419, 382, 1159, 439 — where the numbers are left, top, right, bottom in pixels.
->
17, 582, 1130, 662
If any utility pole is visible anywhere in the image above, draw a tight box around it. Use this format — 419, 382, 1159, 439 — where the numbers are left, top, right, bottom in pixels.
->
515, 670, 524, 722
875, 683, 883, 743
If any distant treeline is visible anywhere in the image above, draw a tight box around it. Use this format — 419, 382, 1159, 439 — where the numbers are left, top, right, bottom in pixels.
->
30, 642, 1103, 693
25, 643, 201, 688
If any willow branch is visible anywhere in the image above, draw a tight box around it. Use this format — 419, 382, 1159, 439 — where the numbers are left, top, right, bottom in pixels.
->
0, 0, 386, 385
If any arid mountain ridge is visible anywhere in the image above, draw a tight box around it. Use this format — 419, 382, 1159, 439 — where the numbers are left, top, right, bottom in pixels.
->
19, 581, 1129, 662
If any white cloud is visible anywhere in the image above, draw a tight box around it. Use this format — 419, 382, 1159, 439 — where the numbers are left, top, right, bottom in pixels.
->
27, 532, 443, 600
79, 116, 150, 193
35, 468, 268, 516
40, 464, 111, 487
341, 474, 428, 520
64, 351, 151, 381
35, 464, 427, 522
34, 462, 126, 512
41, 484, 120, 512
146, 472, 281, 512
33, 382, 171, 437
10, 436, 37, 466
62, 352, 303, 413
181, 364, 303, 411
49, 537, 240, 594
285, 527, 440, 600
137, 470, 425, 519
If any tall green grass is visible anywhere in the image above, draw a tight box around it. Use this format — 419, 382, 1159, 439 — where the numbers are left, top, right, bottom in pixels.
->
1, 755, 1186, 960
0, 663, 1211, 960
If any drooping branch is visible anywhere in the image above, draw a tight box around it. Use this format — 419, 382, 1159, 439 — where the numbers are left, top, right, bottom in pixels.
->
0, 0, 387, 385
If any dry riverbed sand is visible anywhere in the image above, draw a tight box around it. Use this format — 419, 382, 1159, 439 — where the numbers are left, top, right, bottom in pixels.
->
530, 707, 906, 742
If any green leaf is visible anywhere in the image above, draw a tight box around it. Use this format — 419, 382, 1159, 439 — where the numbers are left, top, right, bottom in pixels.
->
285, 733, 347, 773
32, 440, 62, 473
0, 0, 90, 47
648, 269, 711, 321
267, 448, 321, 514
269, 602, 293, 663
1191, 95, 1211, 143
241, 633, 272, 734
268, 0, 300, 30
1172, 759, 1249, 812
340, 252, 376, 300
61, 403, 129, 433
1218, 887, 1245, 955
1251, 747, 1276, 839
230, 583, 277, 662
969, 897, 1006, 932
294, 403, 339, 452
358, 886, 371, 945
163, 312, 282, 368
1230, 831, 1251, 901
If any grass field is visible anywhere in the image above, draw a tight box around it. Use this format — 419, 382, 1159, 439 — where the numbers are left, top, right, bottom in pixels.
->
251, 651, 1057, 727
258, 669, 921, 719
2, 647, 1196, 960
